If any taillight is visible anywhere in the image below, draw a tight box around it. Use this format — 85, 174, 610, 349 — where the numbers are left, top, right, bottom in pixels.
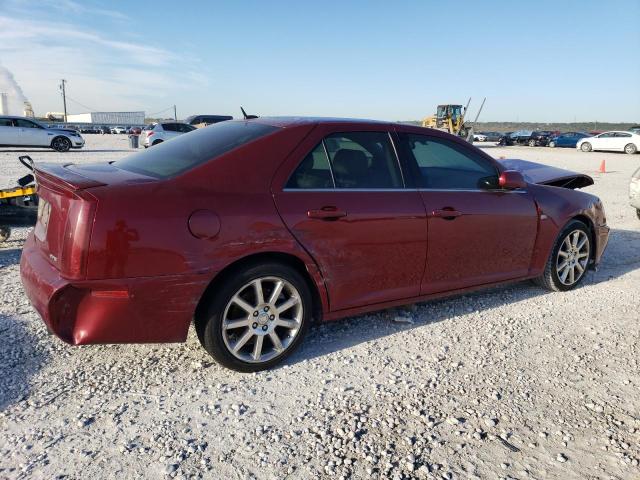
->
60, 190, 97, 279
147, 131, 154, 137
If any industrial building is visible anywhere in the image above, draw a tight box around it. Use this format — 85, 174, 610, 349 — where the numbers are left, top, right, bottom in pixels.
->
66, 111, 145, 125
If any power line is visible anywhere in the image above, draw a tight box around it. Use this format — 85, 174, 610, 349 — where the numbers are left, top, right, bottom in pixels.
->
65, 95, 98, 113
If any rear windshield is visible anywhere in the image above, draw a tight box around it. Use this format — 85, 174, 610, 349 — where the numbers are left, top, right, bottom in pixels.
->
116, 121, 279, 178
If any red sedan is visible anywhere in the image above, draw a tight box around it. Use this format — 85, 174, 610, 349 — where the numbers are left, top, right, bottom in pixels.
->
20, 118, 609, 371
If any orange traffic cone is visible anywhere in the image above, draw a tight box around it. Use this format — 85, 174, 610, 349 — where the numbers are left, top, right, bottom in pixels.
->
599, 160, 606, 173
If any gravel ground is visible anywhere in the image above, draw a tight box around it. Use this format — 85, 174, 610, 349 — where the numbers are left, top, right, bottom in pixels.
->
1, 136, 639, 480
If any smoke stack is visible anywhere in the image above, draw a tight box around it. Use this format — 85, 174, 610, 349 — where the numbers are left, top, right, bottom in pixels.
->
0, 63, 29, 116
0, 93, 8, 115
23, 101, 34, 118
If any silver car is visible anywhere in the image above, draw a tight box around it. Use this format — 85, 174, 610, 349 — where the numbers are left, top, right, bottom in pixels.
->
0, 116, 84, 152
631, 166, 640, 220
142, 122, 195, 148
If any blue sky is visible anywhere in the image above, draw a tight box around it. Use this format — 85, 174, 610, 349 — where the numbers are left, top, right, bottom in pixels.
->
0, 0, 638, 122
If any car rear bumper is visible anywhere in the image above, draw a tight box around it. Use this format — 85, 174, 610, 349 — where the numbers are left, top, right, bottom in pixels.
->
20, 232, 213, 345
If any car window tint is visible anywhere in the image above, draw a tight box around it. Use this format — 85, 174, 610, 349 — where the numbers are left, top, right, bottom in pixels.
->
286, 143, 334, 189
0, 118, 13, 127
401, 134, 498, 190
323, 132, 402, 189
15, 119, 39, 128
161, 123, 177, 132
615, 132, 631, 137
116, 121, 279, 178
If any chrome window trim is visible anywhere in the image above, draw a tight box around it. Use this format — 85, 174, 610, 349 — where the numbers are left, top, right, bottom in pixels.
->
282, 187, 528, 193
387, 131, 406, 188
321, 139, 337, 188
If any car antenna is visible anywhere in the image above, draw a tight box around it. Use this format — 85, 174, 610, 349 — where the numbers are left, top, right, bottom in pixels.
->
240, 107, 258, 120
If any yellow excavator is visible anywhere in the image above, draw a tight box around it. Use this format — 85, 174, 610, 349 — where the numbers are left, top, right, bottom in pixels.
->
422, 97, 485, 142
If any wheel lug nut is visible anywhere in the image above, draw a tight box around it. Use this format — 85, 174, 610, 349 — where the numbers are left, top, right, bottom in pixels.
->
262, 325, 268, 331
253, 311, 258, 317
252, 322, 258, 329
264, 306, 269, 312
269, 315, 275, 320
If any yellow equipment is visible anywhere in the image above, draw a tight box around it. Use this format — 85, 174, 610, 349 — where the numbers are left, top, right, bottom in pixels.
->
421, 98, 486, 142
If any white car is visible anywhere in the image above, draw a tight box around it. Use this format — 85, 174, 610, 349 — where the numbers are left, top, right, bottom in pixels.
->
473, 133, 487, 142
576, 131, 640, 154
111, 126, 126, 134
631, 166, 640, 220
0, 115, 84, 152
142, 122, 196, 147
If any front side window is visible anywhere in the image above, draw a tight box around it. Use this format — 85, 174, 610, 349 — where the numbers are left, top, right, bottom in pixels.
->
161, 123, 177, 132
15, 119, 41, 128
400, 134, 498, 190
0, 118, 13, 127
615, 132, 631, 137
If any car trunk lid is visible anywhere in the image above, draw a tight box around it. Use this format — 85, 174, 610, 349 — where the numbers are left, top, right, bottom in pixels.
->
32, 162, 155, 279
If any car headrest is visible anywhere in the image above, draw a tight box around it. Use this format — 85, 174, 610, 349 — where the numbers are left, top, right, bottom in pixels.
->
332, 149, 369, 180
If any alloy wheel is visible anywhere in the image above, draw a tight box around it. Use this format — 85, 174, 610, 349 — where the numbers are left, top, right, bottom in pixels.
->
222, 276, 303, 363
556, 229, 590, 286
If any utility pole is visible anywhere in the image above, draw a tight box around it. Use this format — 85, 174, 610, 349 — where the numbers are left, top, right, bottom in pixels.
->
59, 79, 68, 122
173, 105, 177, 121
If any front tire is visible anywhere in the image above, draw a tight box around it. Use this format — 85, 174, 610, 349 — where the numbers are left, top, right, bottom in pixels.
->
51, 136, 71, 152
580, 142, 592, 152
548, 141, 556, 148
624, 143, 637, 154
528, 139, 536, 147
534, 220, 591, 292
197, 262, 312, 372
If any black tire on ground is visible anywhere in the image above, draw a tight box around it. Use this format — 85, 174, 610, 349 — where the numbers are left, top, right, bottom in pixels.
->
51, 136, 71, 152
533, 219, 591, 292
580, 142, 592, 152
548, 141, 556, 148
528, 139, 536, 147
624, 143, 637, 154
0, 226, 10, 242
196, 262, 313, 372
151, 140, 163, 146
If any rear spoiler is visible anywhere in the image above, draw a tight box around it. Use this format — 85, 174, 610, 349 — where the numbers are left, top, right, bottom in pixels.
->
32, 162, 106, 191
497, 159, 594, 189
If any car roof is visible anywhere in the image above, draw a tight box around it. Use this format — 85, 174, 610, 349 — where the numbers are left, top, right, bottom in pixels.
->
248, 116, 395, 128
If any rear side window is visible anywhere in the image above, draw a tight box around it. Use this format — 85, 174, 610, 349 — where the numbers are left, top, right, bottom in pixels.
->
116, 121, 279, 178
161, 123, 177, 132
286, 131, 403, 189
400, 134, 498, 190
0, 118, 13, 127
615, 132, 631, 137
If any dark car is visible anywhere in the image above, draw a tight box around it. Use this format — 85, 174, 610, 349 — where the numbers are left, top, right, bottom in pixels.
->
510, 130, 553, 147
99, 125, 111, 134
479, 131, 503, 142
184, 114, 233, 126
20, 117, 609, 371
548, 132, 590, 148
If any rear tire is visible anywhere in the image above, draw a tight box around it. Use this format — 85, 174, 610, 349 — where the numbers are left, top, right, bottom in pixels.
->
51, 136, 71, 152
196, 262, 312, 372
548, 141, 556, 148
581, 142, 592, 152
528, 139, 536, 147
624, 143, 637, 154
534, 220, 591, 292
0, 226, 10, 242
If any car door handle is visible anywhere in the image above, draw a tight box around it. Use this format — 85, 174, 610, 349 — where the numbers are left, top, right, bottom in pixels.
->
432, 208, 462, 220
307, 207, 347, 220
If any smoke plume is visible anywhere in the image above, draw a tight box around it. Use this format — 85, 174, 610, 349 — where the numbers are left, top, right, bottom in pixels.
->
0, 62, 29, 115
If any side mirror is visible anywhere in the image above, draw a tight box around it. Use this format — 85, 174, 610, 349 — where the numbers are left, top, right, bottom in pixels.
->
499, 170, 526, 190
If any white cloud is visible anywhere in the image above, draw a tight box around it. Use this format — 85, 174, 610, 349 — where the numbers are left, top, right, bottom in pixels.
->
0, 6, 210, 116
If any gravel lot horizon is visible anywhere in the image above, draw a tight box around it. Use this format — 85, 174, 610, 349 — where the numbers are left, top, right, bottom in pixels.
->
1, 135, 639, 479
